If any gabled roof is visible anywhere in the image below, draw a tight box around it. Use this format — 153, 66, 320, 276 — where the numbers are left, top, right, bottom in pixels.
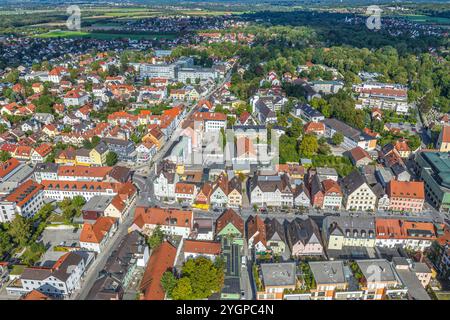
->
140, 241, 176, 300
247, 215, 267, 246
215, 208, 244, 235
264, 218, 286, 243
348, 146, 371, 163
80, 217, 116, 244
340, 170, 371, 196
287, 217, 322, 247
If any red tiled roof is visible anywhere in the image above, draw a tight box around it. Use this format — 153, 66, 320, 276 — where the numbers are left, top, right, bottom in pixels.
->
80, 217, 116, 244
133, 207, 193, 229
349, 146, 371, 162
193, 112, 227, 122
441, 126, 450, 143
0, 158, 20, 179
175, 182, 195, 195
5, 179, 43, 208
140, 241, 177, 300
184, 240, 221, 255
215, 208, 244, 235
247, 215, 266, 246
57, 166, 112, 178
387, 180, 425, 200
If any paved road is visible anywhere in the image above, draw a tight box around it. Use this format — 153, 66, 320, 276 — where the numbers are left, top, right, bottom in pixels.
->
132, 67, 235, 207
71, 202, 136, 300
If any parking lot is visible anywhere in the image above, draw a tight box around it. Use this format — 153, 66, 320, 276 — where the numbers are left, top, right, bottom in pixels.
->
39, 226, 82, 267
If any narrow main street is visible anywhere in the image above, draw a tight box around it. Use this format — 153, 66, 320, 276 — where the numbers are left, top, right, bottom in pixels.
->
72, 203, 136, 300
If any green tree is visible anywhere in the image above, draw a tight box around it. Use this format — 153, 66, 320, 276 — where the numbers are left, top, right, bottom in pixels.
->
147, 226, 165, 249
180, 257, 224, 299
106, 152, 118, 166
161, 271, 177, 298
299, 134, 318, 158
172, 277, 193, 300
332, 132, 344, 146
8, 215, 31, 247
0, 229, 13, 258
0, 151, 11, 162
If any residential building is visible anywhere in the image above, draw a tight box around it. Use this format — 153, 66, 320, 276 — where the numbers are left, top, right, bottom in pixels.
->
215, 208, 244, 245
322, 216, 376, 250
256, 263, 296, 300
323, 118, 377, 151
19, 252, 90, 298
0, 179, 45, 222
247, 215, 267, 254
309, 261, 348, 300
375, 218, 438, 251
183, 239, 221, 261
130, 207, 193, 238
250, 174, 293, 207
387, 180, 425, 212
264, 218, 287, 256
79, 217, 118, 253
287, 218, 324, 257
140, 241, 177, 300
340, 170, 377, 211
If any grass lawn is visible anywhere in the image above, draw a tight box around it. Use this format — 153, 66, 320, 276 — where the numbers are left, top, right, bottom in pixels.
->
34, 30, 178, 40
48, 213, 65, 224
10, 265, 25, 276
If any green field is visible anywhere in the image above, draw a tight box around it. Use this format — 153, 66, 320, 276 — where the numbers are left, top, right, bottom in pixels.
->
34, 30, 178, 40
393, 14, 450, 25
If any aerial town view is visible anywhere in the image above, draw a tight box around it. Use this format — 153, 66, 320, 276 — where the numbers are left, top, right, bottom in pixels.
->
0, 0, 449, 309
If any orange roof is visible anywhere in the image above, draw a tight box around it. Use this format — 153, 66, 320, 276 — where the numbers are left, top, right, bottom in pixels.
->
387, 180, 424, 200
43, 124, 57, 132
117, 181, 137, 201
376, 218, 436, 240
322, 179, 342, 196
437, 224, 450, 246
133, 207, 193, 229
41, 180, 122, 193
80, 217, 116, 244
394, 139, 411, 152
193, 112, 227, 122
49, 66, 67, 76
33, 143, 53, 157
198, 99, 213, 109
0, 158, 20, 179
304, 121, 325, 133
57, 165, 112, 178
5, 179, 43, 208
64, 90, 85, 99
140, 241, 176, 300
360, 87, 407, 98
184, 240, 221, 255
441, 126, 450, 143
349, 146, 371, 162
363, 127, 380, 138
15, 145, 32, 156
215, 208, 244, 235
20, 290, 51, 300
247, 215, 266, 246
175, 182, 195, 195
110, 194, 126, 212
